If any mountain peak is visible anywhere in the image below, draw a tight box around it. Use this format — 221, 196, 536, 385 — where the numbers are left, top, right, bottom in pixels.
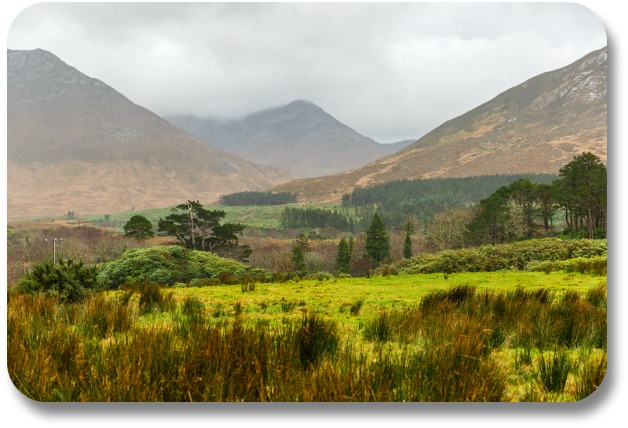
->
168, 100, 404, 178
274, 47, 607, 202
7, 49, 293, 218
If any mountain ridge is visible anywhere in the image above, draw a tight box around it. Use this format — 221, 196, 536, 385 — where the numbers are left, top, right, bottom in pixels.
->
7, 48, 294, 218
273, 46, 607, 201
167, 100, 412, 178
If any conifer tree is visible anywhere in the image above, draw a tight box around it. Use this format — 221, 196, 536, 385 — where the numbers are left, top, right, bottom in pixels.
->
403, 219, 414, 259
335, 238, 351, 273
365, 212, 391, 265
403, 231, 413, 259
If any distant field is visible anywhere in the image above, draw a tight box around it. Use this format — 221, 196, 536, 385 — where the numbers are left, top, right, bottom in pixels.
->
81, 202, 346, 232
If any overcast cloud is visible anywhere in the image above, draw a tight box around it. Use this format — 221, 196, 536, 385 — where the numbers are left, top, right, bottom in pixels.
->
7, 2, 606, 143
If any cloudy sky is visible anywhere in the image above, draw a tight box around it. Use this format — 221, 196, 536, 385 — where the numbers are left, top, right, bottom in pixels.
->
7, 2, 606, 143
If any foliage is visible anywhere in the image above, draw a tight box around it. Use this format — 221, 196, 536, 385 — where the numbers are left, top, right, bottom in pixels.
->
157, 200, 247, 253
403, 229, 413, 259
464, 153, 607, 244
281, 206, 355, 231
8, 273, 605, 402
365, 212, 391, 265
555, 152, 607, 239
335, 237, 351, 273
220, 190, 297, 206
97, 245, 263, 289
342, 173, 557, 229
16, 258, 102, 303
123, 215, 154, 241
400, 238, 607, 274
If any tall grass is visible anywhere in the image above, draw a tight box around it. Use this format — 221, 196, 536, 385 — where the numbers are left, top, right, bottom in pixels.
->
7, 282, 606, 402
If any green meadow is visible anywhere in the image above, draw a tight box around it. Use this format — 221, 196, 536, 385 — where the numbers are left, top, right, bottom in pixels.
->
8, 270, 606, 402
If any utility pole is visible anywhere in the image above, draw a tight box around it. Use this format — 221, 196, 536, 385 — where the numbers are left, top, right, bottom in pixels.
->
44, 238, 63, 263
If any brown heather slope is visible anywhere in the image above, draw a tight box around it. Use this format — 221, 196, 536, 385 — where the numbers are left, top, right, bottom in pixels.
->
7, 49, 294, 219
274, 47, 607, 202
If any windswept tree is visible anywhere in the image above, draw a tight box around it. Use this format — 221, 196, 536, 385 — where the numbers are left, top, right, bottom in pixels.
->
123, 215, 154, 241
365, 212, 391, 265
157, 200, 248, 257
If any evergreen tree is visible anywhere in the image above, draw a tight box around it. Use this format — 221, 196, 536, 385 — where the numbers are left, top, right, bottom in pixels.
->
123, 215, 154, 241
403, 231, 413, 259
365, 212, 391, 265
291, 246, 306, 274
291, 234, 310, 274
403, 218, 414, 259
157, 200, 246, 252
335, 238, 351, 273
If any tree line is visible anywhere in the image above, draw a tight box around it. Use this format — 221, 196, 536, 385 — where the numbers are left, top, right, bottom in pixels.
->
465, 152, 606, 244
281, 207, 356, 231
219, 191, 297, 206
341, 173, 557, 229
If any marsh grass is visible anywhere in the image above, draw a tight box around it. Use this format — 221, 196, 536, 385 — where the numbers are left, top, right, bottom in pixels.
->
536, 348, 573, 393
8, 272, 606, 402
574, 350, 607, 401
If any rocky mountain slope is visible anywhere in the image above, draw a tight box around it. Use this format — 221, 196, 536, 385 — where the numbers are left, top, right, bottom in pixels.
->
7, 49, 294, 218
274, 47, 607, 201
167, 100, 411, 178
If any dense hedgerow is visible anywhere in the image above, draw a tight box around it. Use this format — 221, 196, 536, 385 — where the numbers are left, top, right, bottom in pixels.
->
97, 245, 270, 289
398, 238, 607, 274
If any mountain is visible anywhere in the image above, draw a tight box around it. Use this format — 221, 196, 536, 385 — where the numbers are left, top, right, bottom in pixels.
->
167, 100, 407, 178
7, 49, 294, 218
274, 47, 607, 201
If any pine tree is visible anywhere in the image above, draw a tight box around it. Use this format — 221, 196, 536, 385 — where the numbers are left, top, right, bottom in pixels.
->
403, 231, 413, 259
365, 212, 391, 265
403, 219, 414, 259
123, 215, 154, 241
335, 238, 351, 273
291, 234, 309, 273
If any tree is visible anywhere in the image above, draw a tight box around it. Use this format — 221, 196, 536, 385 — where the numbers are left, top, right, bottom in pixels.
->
365, 212, 391, 265
555, 152, 607, 238
426, 208, 473, 251
402, 219, 414, 259
403, 231, 413, 259
123, 215, 154, 241
335, 238, 351, 273
291, 233, 310, 273
507, 178, 538, 238
465, 187, 516, 246
157, 200, 247, 253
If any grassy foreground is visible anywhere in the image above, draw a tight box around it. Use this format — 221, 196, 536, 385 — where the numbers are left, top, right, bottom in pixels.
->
8, 271, 606, 402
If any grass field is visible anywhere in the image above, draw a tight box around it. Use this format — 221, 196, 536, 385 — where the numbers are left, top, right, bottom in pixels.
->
79, 202, 346, 232
164, 270, 605, 324
8, 270, 606, 402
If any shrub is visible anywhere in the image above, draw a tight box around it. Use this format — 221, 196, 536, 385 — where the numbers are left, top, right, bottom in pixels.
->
17, 258, 102, 303
399, 238, 607, 274
97, 246, 267, 288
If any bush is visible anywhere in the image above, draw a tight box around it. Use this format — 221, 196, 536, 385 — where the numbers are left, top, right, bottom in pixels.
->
399, 238, 607, 274
17, 258, 102, 303
97, 246, 268, 289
